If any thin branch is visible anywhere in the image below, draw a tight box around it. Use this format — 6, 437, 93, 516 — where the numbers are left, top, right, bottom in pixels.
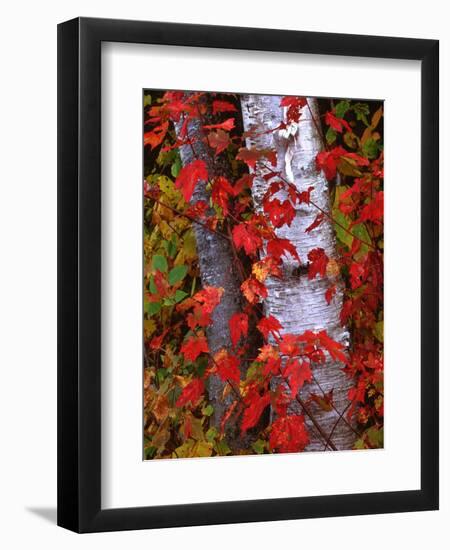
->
295, 394, 337, 451
148, 196, 230, 242
310, 372, 362, 439
322, 401, 352, 451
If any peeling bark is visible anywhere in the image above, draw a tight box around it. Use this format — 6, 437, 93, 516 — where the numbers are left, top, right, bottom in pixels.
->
240, 94, 356, 451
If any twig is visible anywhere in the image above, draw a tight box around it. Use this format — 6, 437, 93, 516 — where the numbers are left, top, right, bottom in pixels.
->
148, 196, 230, 242
322, 401, 352, 451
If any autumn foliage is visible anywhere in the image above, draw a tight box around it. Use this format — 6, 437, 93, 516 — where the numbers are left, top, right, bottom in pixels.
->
143, 91, 384, 458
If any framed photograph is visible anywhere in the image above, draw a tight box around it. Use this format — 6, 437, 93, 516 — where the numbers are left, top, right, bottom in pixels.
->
57, 17, 439, 533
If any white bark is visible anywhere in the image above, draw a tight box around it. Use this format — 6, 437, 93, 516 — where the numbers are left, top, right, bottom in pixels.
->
240, 95, 355, 451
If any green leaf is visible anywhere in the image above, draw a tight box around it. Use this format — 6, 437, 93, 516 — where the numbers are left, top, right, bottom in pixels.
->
252, 439, 266, 454
174, 289, 188, 303
326, 126, 337, 144
152, 254, 168, 273
367, 426, 384, 448
206, 427, 218, 443
163, 292, 186, 307
144, 445, 156, 459
190, 276, 197, 296
168, 264, 188, 285
362, 138, 381, 159
171, 155, 182, 178
215, 440, 232, 456
343, 131, 358, 149
335, 99, 351, 119
352, 102, 370, 126
202, 404, 214, 417
332, 186, 371, 259
146, 301, 162, 316
156, 367, 168, 384
143, 94, 152, 107
148, 275, 157, 294
167, 236, 178, 259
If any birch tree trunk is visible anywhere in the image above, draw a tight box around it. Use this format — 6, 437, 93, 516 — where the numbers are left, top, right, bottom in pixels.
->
173, 97, 263, 446
240, 95, 355, 451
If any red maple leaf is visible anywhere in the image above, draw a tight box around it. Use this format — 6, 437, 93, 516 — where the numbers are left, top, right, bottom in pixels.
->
267, 238, 300, 263
186, 309, 212, 330
263, 198, 296, 228
152, 270, 170, 297
212, 100, 237, 115
175, 159, 208, 203
307, 248, 329, 279
214, 349, 241, 385
257, 315, 283, 341
345, 152, 370, 167
283, 359, 312, 396
317, 330, 348, 364
241, 390, 271, 433
325, 111, 352, 133
325, 285, 337, 305
232, 223, 263, 256
305, 212, 325, 233
180, 334, 209, 362
279, 96, 307, 123
211, 176, 234, 216
185, 200, 210, 221
233, 173, 254, 196
175, 378, 205, 407
269, 415, 309, 453
296, 185, 315, 205
193, 286, 224, 314
280, 96, 307, 108
236, 148, 277, 170
164, 98, 194, 122
241, 277, 268, 304
349, 261, 367, 290
315, 146, 347, 180
279, 333, 300, 357
354, 191, 383, 225
207, 129, 230, 155
144, 121, 169, 149
229, 312, 249, 347
203, 118, 235, 132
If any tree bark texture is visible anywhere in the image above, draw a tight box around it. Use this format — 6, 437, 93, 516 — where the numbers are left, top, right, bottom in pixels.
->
173, 96, 269, 450
240, 95, 356, 451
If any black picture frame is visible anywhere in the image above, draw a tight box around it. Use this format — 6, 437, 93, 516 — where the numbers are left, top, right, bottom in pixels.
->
57, 16, 439, 533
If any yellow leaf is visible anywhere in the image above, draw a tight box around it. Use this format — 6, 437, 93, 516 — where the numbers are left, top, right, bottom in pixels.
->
158, 175, 181, 203
374, 320, 384, 343
144, 319, 156, 338
325, 258, 340, 278
194, 441, 213, 457
173, 439, 195, 458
